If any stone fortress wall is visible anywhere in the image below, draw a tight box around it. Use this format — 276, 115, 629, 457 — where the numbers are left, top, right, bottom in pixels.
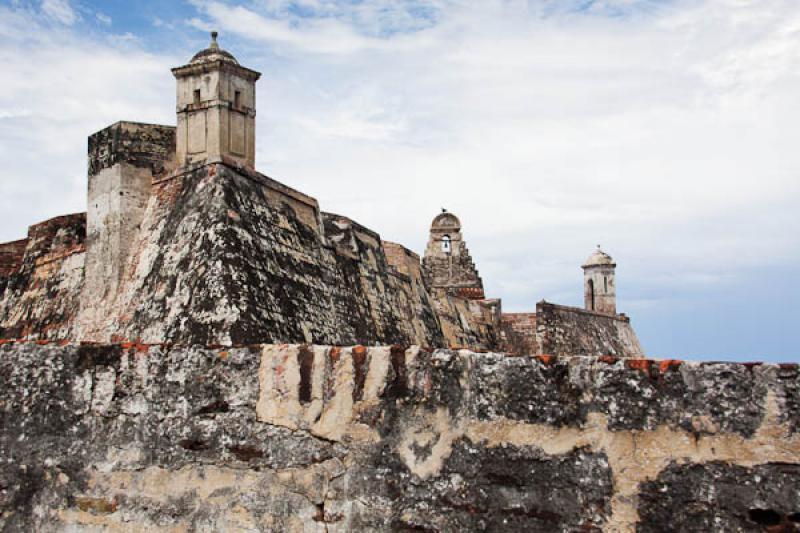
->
0, 239, 27, 278
1, 341, 798, 532
0, 213, 86, 340
535, 302, 643, 357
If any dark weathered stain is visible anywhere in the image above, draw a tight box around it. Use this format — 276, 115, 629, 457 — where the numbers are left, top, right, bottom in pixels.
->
297, 345, 314, 404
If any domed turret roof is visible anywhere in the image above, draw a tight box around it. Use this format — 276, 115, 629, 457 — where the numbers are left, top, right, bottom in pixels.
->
583, 246, 615, 268
190, 31, 239, 65
431, 209, 461, 232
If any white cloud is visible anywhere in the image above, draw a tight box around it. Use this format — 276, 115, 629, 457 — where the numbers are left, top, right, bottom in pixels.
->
95, 12, 112, 26
41, 0, 76, 25
0, 5, 179, 244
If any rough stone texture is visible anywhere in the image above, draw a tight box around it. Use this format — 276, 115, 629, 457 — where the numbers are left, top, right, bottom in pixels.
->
638, 462, 800, 532
88, 121, 176, 177
777, 363, 800, 435
77, 163, 448, 347
0, 239, 27, 278
321, 214, 445, 347
0, 214, 86, 340
1, 343, 797, 532
499, 312, 538, 355
383, 241, 500, 350
536, 301, 644, 357
429, 289, 499, 350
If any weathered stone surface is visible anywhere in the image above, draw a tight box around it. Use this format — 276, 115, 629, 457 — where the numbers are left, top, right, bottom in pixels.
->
86, 163, 447, 346
354, 437, 614, 532
0, 239, 27, 298
1, 343, 797, 532
499, 302, 645, 358
88, 121, 175, 176
429, 289, 499, 350
0, 239, 26, 278
638, 462, 800, 532
536, 301, 644, 357
499, 312, 538, 355
0, 214, 85, 340
776, 363, 800, 434
82, 122, 177, 340
471, 353, 586, 426
88, 121, 176, 177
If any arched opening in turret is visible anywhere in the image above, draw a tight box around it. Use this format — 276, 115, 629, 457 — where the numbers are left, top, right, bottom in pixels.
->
588, 279, 595, 310
604, 276, 608, 293
442, 235, 451, 254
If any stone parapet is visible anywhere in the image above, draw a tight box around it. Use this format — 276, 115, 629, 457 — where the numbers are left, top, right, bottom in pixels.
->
1, 342, 797, 531
88, 121, 176, 177
0, 214, 86, 340
0, 238, 27, 277
536, 300, 644, 357
499, 311, 538, 355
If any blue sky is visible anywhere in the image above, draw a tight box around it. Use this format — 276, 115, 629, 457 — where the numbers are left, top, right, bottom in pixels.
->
1, 0, 798, 362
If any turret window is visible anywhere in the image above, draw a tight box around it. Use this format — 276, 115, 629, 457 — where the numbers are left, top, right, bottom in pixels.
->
604, 276, 608, 292
194, 89, 201, 105
442, 235, 451, 254
234, 90, 241, 109
588, 279, 595, 310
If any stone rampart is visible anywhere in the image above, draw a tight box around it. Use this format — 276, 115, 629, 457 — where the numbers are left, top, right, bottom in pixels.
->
0, 214, 86, 340
0, 239, 27, 278
0, 161, 501, 350
76, 163, 449, 347
1, 341, 797, 531
536, 301, 644, 357
499, 312, 538, 355
0, 124, 642, 357
88, 121, 176, 177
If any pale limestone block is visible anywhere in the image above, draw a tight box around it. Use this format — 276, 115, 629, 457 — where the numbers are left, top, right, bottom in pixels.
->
362, 346, 391, 401
256, 344, 303, 430
312, 348, 355, 441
